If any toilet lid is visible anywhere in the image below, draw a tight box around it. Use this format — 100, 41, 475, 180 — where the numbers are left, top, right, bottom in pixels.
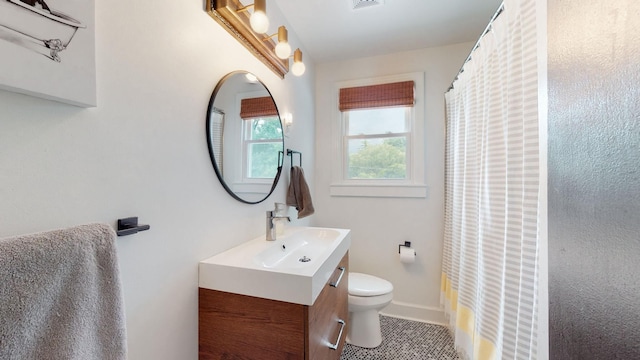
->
348, 272, 393, 297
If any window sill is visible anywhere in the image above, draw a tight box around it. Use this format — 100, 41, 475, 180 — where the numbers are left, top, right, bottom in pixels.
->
329, 183, 428, 198
231, 182, 271, 195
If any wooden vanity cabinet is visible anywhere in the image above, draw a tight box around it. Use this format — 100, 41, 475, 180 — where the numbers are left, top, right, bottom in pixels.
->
199, 252, 349, 360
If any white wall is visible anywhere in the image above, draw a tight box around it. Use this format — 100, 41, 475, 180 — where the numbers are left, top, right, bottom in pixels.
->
314, 43, 472, 323
0, 1, 314, 359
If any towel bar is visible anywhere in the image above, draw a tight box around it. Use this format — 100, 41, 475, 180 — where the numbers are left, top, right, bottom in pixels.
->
286, 148, 302, 167
116, 217, 150, 236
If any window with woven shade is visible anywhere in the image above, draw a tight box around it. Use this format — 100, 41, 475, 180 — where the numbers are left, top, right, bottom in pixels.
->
331, 74, 427, 198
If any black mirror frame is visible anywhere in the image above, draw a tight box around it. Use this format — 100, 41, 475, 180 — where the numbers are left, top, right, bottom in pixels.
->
206, 71, 284, 204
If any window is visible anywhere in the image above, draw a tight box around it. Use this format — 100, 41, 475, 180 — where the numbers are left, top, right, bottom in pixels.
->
344, 107, 410, 180
242, 116, 282, 180
239, 96, 281, 181
331, 73, 427, 198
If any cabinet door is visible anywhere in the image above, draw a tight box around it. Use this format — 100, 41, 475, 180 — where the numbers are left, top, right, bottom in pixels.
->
199, 289, 306, 360
307, 253, 349, 360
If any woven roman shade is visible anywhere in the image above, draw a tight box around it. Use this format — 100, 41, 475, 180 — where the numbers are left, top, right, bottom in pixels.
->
240, 96, 278, 119
339, 80, 414, 111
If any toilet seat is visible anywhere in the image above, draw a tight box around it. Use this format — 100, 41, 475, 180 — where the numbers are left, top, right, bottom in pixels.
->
348, 291, 393, 308
349, 272, 393, 297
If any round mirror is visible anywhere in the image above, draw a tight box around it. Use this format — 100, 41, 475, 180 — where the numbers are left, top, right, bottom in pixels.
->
206, 71, 284, 204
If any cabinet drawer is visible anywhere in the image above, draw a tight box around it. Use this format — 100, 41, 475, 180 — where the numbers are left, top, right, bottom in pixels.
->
199, 289, 306, 359
308, 252, 349, 360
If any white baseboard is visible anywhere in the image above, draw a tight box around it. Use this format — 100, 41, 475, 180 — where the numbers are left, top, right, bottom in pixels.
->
379, 300, 447, 325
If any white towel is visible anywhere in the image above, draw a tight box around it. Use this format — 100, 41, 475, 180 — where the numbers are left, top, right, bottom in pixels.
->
0, 223, 127, 360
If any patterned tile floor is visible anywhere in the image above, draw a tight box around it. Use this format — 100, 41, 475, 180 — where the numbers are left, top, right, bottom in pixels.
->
340, 315, 461, 360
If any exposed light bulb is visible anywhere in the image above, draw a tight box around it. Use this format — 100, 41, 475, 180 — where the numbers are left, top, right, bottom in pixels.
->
282, 112, 293, 126
292, 61, 306, 76
274, 26, 291, 59
275, 42, 291, 59
282, 112, 293, 135
291, 48, 305, 76
250, 11, 269, 34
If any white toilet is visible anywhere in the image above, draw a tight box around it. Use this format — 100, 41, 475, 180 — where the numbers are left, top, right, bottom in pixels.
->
346, 272, 394, 348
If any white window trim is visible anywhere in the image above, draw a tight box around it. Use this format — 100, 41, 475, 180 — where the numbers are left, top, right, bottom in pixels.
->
330, 72, 427, 198
241, 117, 281, 182
228, 90, 275, 196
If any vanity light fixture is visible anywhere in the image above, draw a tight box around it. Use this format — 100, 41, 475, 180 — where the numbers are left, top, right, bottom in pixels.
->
282, 112, 293, 125
245, 72, 258, 82
291, 48, 306, 76
236, 0, 269, 34
282, 112, 293, 135
265, 26, 292, 60
207, 0, 305, 78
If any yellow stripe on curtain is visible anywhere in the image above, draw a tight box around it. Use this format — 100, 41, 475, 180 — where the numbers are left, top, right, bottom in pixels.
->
474, 333, 497, 360
442, 273, 497, 360
441, 272, 457, 311
457, 304, 475, 337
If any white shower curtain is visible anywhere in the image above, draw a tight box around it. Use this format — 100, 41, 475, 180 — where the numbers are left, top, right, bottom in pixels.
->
441, 0, 540, 359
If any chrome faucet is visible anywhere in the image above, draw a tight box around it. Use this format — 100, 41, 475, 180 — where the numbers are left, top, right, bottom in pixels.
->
266, 210, 290, 241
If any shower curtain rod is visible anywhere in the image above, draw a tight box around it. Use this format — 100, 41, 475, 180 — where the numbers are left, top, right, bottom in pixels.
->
447, 2, 505, 92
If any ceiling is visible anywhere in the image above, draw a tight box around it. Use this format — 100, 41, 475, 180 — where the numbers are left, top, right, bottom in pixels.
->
272, 0, 503, 64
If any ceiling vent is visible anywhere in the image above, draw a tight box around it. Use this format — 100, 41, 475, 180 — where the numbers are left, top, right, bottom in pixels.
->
352, 0, 384, 10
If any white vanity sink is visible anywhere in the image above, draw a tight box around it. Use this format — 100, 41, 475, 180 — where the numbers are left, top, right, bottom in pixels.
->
253, 228, 342, 269
199, 226, 351, 305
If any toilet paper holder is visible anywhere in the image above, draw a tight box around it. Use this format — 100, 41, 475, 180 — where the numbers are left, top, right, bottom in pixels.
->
398, 241, 415, 254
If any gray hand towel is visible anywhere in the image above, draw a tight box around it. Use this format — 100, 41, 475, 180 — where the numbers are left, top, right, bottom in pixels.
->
0, 223, 127, 360
286, 165, 315, 219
